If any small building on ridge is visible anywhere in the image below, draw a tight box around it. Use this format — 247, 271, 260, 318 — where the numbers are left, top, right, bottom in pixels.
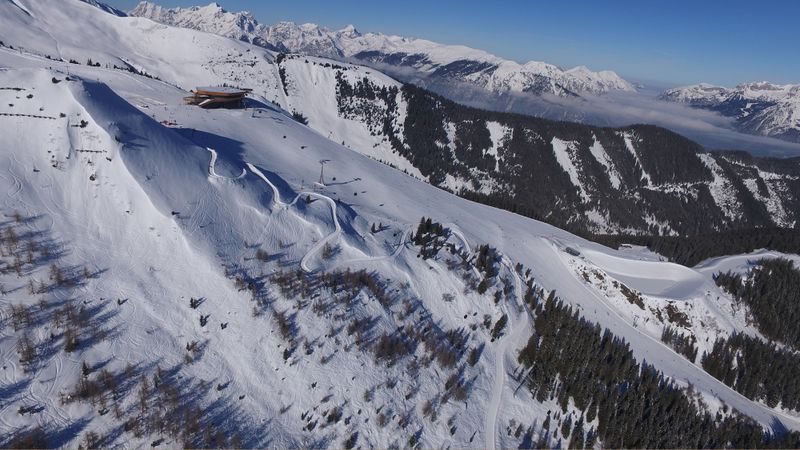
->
184, 86, 252, 109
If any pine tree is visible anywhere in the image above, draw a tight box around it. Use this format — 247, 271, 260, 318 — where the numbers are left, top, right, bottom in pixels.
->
17, 332, 36, 369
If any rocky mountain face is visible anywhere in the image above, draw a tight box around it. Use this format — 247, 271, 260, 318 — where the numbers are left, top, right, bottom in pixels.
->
661, 82, 800, 143
128, 1, 635, 98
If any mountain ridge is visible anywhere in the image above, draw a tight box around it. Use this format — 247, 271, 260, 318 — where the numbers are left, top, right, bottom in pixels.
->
128, 1, 635, 98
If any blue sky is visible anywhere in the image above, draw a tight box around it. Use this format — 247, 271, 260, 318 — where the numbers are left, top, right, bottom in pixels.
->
104, 0, 798, 87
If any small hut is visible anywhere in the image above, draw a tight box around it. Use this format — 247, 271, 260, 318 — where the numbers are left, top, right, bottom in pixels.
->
184, 86, 252, 109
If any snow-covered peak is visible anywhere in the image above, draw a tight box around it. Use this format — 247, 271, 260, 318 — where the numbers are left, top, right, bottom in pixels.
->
129, 1, 269, 43
298, 22, 321, 32
661, 83, 729, 103
734, 81, 800, 101
664, 81, 799, 103
737, 81, 784, 91
338, 24, 360, 36
264, 21, 342, 57
564, 66, 634, 94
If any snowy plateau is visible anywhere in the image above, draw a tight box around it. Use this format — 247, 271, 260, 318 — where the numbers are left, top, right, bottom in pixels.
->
0, 0, 799, 448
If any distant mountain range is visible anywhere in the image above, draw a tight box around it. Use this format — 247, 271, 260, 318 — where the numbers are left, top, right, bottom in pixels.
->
129, 1, 635, 98
661, 82, 800, 143
129, 1, 800, 147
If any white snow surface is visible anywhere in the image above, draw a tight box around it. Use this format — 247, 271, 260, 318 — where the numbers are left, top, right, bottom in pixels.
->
588, 135, 621, 189
550, 137, 590, 202
0, 1, 799, 446
698, 153, 740, 220
621, 131, 652, 186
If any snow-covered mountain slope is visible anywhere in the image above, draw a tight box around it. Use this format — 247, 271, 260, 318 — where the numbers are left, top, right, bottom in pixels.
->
122, 2, 275, 48
267, 52, 800, 234
0, 0, 287, 100
306, 66, 800, 234
2, 1, 800, 447
4, 0, 798, 236
662, 82, 800, 143
128, 1, 634, 98
2, 57, 800, 448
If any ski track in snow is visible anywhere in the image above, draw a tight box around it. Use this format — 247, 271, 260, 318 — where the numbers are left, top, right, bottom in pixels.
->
422, 225, 515, 450
206, 147, 246, 180
251, 164, 415, 273
247, 162, 286, 209
296, 192, 340, 272
485, 255, 529, 450
446, 224, 484, 280
248, 162, 348, 273
328, 226, 412, 271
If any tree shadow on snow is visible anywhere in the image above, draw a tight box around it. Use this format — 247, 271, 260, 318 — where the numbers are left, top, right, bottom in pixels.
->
0, 417, 91, 448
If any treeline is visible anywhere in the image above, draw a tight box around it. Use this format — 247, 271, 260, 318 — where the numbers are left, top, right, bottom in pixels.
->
518, 294, 799, 448
715, 258, 800, 349
591, 227, 800, 267
335, 71, 402, 148
702, 332, 800, 412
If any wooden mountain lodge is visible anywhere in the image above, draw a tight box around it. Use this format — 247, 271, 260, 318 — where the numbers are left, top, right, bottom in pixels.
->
184, 86, 252, 109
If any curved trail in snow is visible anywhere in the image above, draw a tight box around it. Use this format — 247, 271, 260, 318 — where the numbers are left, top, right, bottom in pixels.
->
445, 225, 533, 450
247, 165, 423, 272
435, 224, 531, 449
247, 163, 287, 209
328, 227, 413, 271
206, 148, 246, 180
247, 163, 347, 273
445, 224, 483, 280
5, 155, 23, 198
445, 224, 471, 252
297, 193, 341, 272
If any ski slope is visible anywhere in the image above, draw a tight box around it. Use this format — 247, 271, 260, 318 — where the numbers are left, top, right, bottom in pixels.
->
1, 1, 799, 447
1, 59, 798, 446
